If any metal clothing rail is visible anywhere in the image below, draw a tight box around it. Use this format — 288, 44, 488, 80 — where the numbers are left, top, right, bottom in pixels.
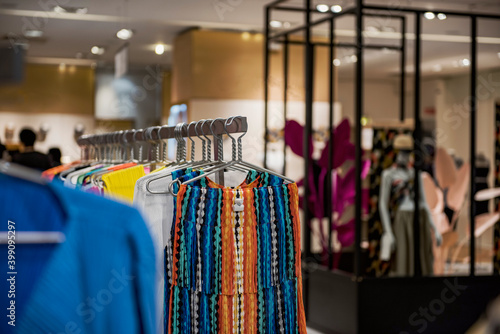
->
76, 117, 248, 147
263, 0, 500, 326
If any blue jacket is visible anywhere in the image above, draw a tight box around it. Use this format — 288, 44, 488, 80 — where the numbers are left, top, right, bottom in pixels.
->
0, 174, 156, 334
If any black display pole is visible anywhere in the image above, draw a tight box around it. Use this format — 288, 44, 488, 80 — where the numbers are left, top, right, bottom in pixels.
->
302, 0, 314, 316
470, 15, 477, 276
327, 17, 335, 269
400, 16, 406, 122
282, 35, 289, 176
263, 6, 270, 169
413, 12, 422, 277
354, 0, 364, 278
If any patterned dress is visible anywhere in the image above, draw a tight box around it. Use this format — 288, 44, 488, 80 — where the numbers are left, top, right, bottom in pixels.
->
164, 171, 307, 333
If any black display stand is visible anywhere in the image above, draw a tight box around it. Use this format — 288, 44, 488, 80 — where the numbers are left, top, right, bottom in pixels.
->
263, 1, 500, 332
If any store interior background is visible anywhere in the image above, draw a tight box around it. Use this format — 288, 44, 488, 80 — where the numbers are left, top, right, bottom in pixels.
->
1, 0, 500, 274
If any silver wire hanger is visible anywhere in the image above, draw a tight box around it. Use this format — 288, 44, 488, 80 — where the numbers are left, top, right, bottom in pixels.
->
181, 116, 294, 185
0, 160, 46, 185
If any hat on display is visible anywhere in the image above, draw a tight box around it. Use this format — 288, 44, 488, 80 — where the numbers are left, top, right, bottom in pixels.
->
393, 134, 413, 150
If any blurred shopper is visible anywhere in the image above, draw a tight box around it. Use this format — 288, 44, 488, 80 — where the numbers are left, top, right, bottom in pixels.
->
0, 139, 6, 160
12, 128, 51, 171
48, 147, 62, 168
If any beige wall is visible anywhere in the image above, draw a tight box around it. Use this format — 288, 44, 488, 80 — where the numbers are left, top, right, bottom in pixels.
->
0, 64, 94, 115
171, 29, 332, 103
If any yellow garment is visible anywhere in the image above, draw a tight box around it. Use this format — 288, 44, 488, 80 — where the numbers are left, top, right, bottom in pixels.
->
102, 165, 146, 203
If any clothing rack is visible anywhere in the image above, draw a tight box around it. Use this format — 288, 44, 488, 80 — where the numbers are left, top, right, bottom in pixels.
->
263, 1, 500, 333
77, 117, 248, 186
77, 117, 248, 146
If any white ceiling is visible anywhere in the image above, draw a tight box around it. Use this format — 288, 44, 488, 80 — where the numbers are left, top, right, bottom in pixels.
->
0, 0, 499, 78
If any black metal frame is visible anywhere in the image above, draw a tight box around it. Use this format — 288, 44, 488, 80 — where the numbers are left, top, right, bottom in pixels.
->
264, 1, 500, 332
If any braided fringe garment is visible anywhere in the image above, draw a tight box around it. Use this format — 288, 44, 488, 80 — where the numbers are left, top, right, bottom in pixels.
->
166, 178, 307, 333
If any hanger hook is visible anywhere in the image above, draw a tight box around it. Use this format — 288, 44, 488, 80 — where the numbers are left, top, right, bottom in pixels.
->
180, 123, 188, 161
195, 120, 207, 161
210, 118, 226, 162
187, 121, 197, 161
226, 116, 246, 161
224, 118, 238, 161
201, 119, 213, 162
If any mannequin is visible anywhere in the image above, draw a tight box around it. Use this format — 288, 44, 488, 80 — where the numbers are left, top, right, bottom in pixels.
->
379, 134, 442, 276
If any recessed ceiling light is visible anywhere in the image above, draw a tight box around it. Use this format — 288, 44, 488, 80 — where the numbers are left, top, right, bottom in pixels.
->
116, 28, 133, 40
350, 55, 358, 63
316, 4, 329, 13
461, 58, 470, 66
283, 21, 291, 28
432, 64, 442, 72
24, 29, 43, 38
155, 44, 165, 55
333, 59, 341, 66
241, 32, 251, 40
269, 20, 283, 28
91, 46, 105, 55
366, 25, 380, 32
75, 8, 88, 14
59, 63, 66, 71
53, 5, 87, 14
424, 12, 435, 20
53, 5, 66, 13
331, 5, 342, 13
437, 13, 447, 20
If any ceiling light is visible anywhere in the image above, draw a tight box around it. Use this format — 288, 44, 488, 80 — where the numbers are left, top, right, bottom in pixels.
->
316, 4, 329, 13
452, 60, 460, 67
155, 44, 165, 55
75, 8, 88, 14
424, 12, 435, 20
91, 46, 105, 55
432, 64, 442, 72
53, 5, 66, 13
366, 25, 380, 32
116, 28, 133, 40
59, 63, 66, 71
283, 21, 291, 28
331, 5, 342, 13
53, 5, 87, 14
437, 13, 447, 20
461, 58, 470, 66
241, 32, 251, 40
24, 29, 43, 38
269, 20, 283, 28
333, 59, 341, 66
350, 55, 358, 62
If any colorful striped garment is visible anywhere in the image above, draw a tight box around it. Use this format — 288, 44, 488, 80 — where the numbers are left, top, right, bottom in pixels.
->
165, 171, 307, 333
